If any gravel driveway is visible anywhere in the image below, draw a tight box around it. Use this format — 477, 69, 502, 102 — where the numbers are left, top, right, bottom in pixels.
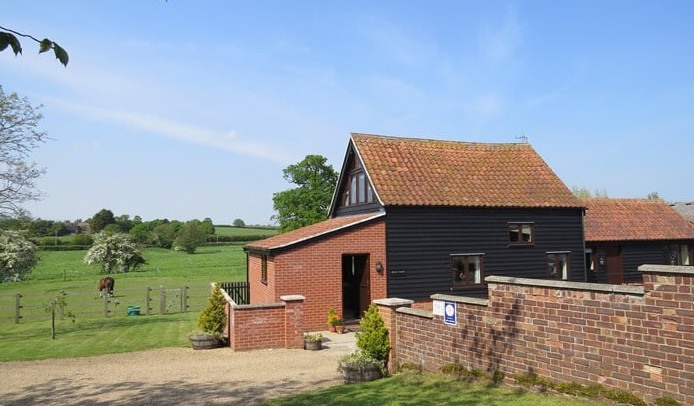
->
0, 331, 356, 406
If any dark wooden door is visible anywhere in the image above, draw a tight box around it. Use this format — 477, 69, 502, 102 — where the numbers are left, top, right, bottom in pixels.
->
605, 246, 623, 284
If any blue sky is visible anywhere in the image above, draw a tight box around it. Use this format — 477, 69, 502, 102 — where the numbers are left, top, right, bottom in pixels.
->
2, 1, 693, 225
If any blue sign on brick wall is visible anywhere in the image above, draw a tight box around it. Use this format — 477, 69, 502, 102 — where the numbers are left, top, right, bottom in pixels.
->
444, 301, 457, 325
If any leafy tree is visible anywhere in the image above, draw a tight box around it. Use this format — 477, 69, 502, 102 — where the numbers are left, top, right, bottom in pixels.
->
647, 192, 662, 200
174, 220, 210, 254
115, 214, 136, 233
84, 232, 146, 274
272, 154, 338, 232
0, 25, 68, 66
0, 230, 39, 282
102, 223, 123, 234
200, 218, 216, 236
232, 218, 245, 227
129, 222, 153, 245
27, 219, 67, 237
88, 209, 116, 233
0, 86, 49, 217
151, 221, 182, 248
571, 186, 608, 198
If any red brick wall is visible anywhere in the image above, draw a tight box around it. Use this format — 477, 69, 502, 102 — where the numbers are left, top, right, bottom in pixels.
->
393, 265, 694, 405
226, 295, 306, 351
247, 219, 386, 331
248, 254, 276, 304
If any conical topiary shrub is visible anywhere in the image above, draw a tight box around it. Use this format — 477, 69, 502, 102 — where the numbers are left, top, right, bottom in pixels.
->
339, 304, 390, 383
356, 303, 391, 363
190, 283, 227, 349
198, 283, 227, 336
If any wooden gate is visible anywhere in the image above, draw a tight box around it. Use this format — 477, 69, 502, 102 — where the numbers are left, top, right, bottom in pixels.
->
220, 282, 249, 305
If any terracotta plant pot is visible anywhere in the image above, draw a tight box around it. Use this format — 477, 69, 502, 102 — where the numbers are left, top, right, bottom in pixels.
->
335, 325, 345, 334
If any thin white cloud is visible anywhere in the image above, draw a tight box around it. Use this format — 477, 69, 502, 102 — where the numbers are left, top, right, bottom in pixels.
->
460, 93, 505, 122
49, 98, 291, 164
359, 18, 435, 68
478, 6, 523, 63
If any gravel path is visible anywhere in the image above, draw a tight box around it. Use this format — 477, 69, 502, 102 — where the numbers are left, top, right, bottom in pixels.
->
0, 332, 356, 406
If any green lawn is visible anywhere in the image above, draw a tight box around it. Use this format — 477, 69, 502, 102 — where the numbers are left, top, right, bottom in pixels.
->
0, 312, 197, 361
0, 244, 248, 361
259, 372, 612, 406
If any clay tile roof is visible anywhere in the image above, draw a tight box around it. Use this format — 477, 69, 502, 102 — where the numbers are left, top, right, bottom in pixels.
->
671, 202, 694, 224
244, 213, 384, 251
583, 198, 694, 242
351, 133, 583, 208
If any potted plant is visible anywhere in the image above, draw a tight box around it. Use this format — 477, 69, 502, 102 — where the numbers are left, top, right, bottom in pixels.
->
328, 312, 345, 334
189, 283, 227, 350
338, 351, 385, 383
338, 304, 390, 383
303, 333, 323, 350
326, 308, 339, 332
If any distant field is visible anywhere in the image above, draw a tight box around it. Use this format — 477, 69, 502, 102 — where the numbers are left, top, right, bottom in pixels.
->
0, 244, 249, 360
213, 226, 278, 238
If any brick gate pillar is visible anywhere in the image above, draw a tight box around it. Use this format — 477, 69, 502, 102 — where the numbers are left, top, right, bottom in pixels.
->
374, 298, 414, 373
281, 295, 306, 349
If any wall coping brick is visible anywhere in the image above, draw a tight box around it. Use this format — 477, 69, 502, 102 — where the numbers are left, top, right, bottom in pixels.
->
639, 264, 694, 275
485, 275, 645, 295
232, 302, 285, 310
431, 293, 489, 306
396, 307, 433, 318
280, 295, 306, 302
374, 298, 415, 307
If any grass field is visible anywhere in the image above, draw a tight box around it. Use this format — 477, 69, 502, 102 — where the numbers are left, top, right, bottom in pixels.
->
0, 242, 249, 361
258, 372, 612, 406
214, 226, 277, 238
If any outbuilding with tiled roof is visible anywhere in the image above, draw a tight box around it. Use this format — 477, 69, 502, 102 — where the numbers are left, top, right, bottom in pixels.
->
583, 198, 694, 284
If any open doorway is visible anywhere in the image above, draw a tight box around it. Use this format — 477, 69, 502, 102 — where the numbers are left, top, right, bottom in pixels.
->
342, 254, 370, 321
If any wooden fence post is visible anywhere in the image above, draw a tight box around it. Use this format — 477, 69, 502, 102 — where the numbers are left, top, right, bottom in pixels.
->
15, 293, 22, 324
160, 286, 166, 314
145, 287, 151, 315
181, 286, 188, 313
103, 293, 110, 317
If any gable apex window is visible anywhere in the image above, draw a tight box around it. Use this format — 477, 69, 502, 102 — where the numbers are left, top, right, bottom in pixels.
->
451, 253, 484, 289
340, 156, 375, 207
509, 222, 534, 246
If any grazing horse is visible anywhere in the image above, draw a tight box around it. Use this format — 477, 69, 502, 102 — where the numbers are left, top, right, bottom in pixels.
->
98, 277, 115, 297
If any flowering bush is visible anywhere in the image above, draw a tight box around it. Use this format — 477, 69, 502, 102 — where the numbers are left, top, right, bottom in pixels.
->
0, 230, 38, 282
84, 232, 145, 273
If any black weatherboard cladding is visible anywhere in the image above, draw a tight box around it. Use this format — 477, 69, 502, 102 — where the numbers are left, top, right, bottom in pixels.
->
385, 206, 586, 300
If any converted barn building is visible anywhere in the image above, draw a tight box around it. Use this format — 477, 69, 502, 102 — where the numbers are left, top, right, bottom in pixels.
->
244, 133, 586, 330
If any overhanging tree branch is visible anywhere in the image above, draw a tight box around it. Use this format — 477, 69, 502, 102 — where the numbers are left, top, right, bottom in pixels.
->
0, 25, 69, 66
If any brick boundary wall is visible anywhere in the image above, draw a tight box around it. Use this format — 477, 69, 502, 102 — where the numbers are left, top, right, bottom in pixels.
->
221, 287, 306, 351
380, 265, 694, 405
